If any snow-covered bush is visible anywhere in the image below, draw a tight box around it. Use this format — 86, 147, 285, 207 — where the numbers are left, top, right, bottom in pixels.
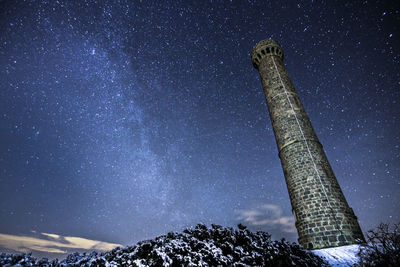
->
0, 253, 37, 266
358, 222, 400, 267
0, 224, 329, 266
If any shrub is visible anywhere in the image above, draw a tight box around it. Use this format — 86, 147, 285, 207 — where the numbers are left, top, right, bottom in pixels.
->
358, 222, 400, 267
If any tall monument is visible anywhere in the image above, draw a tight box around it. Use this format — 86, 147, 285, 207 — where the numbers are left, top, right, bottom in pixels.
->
251, 40, 364, 249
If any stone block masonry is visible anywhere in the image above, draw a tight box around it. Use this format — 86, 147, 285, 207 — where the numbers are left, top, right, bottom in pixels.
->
251, 39, 365, 249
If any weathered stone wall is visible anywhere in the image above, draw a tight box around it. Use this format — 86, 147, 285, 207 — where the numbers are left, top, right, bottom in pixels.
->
251, 40, 364, 249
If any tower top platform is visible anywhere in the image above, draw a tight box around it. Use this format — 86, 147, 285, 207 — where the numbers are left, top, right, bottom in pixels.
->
251, 39, 284, 69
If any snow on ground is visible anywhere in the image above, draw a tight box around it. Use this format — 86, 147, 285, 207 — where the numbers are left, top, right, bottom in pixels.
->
312, 244, 361, 267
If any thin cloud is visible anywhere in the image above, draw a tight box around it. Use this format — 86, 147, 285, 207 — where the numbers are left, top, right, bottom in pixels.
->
0, 232, 122, 254
237, 204, 296, 233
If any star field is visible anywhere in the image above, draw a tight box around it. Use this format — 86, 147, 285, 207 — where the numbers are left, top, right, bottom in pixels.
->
0, 0, 399, 258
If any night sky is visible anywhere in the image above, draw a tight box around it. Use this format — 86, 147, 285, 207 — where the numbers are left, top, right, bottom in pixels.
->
0, 0, 399, 259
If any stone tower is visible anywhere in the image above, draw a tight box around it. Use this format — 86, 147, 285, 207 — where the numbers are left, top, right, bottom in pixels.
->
251, 39, 364, 249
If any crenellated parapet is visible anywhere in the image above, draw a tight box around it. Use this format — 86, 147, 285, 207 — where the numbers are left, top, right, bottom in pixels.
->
251, 39, 284, 69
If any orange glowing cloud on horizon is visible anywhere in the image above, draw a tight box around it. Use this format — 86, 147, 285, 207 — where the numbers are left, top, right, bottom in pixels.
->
0, 232, 122, 254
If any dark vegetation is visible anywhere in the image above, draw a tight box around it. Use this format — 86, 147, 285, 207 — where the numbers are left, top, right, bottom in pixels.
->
3, 222, 399, 266
0, 224, 328, 266
358, 222, 400, 267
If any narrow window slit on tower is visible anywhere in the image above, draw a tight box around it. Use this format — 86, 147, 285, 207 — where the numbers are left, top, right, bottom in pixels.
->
266, 47, 270, 53
261, 50, 266, 55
